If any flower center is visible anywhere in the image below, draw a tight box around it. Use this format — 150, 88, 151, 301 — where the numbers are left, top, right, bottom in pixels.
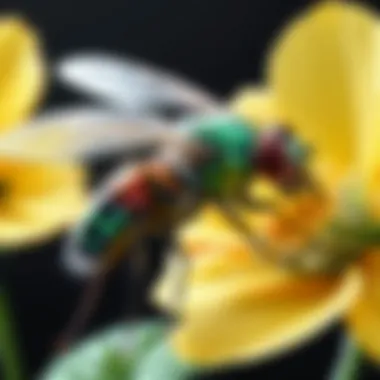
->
265, 185, 379, 275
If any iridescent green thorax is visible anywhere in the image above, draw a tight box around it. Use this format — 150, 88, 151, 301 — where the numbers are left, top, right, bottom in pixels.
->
189, 114, 259, 197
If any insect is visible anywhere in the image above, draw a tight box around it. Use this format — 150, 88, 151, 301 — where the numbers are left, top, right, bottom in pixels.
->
0, 52, 319, 346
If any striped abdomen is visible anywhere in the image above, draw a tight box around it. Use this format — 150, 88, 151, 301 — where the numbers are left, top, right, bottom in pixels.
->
65, 157, 199, 277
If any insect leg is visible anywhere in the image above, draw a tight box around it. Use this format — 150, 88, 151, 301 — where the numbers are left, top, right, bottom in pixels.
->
127, 242, 150, 319
216, 200, 280, 263
281, 168, 325, 199
153, 242, 190, 317
170, 243, 190, 314
236, 192, 277, 212
54, 266, 108, 352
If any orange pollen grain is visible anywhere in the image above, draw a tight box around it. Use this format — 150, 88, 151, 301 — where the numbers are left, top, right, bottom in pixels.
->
266, 193, 332, 247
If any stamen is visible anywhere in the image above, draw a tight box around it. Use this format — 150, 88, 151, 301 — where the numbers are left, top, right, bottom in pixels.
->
275, 192, 380, 275
257, 179, 380, 275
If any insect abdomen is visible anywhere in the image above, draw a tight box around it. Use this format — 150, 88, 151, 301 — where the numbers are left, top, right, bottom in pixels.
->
81, 201, 132, 256
80, 170, 153, 258
64, 158, 197, 278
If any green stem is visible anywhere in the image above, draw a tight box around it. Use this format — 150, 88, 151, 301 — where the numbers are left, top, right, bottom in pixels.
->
328, 335, 363, 380
0, 288, 24, 380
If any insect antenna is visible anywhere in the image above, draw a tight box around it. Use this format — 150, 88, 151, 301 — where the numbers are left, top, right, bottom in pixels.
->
54, 267, 108, 353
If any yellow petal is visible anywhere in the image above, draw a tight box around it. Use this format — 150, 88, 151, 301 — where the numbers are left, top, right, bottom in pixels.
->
229, 86, 280, 125
346, 251, 380, 363
0, 16, 46, 129
178, 206, 250, 256
167, 247, 362, 367
0, 160, 87, 249
357, 110, 380, 218
267, 1, 380, 178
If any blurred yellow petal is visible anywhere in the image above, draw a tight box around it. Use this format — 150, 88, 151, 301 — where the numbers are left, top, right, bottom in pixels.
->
0, 16, 46, 129
346, 251, 380, 364
0, 160, 83, 197
0, 16, 87, 249
0, 216, 71, 248
229, 86, 280, 125
358, 110, 380, 218
267, 1, 380, 178
0, 160, 86, 249
168, 247, 362, 367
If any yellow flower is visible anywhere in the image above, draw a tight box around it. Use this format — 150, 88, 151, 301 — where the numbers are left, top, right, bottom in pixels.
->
0, 16, 86, 249
152, 1, 380, 369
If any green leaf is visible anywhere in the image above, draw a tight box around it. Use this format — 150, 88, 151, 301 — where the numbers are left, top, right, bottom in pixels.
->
133, 340, 197, 380
39, 320, 169, 380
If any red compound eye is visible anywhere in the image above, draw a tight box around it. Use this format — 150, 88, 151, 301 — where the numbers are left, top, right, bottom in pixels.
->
257, 129, 288, 178
116, 174, 152, 212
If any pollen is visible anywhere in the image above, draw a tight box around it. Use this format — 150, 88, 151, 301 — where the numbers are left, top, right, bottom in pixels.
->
263, 191, 336, 269
267, 192, 331, 242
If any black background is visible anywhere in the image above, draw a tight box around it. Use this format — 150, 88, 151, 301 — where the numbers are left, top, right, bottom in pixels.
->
0, 0, 379, 379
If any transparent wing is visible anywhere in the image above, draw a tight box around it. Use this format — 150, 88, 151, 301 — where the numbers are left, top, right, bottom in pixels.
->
0, 106, 180, 163
56, 52, 223, 114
